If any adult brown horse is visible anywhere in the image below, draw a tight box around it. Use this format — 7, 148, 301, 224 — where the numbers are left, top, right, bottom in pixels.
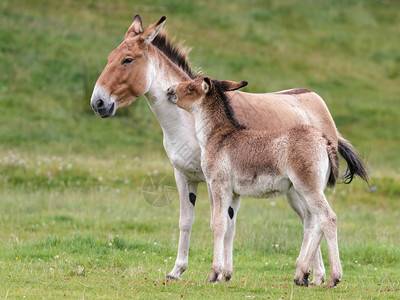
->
90, 15, 368, 286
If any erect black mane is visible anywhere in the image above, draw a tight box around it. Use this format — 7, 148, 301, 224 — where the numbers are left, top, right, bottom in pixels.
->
151, 31, 200, 79
212, 81, 247, 130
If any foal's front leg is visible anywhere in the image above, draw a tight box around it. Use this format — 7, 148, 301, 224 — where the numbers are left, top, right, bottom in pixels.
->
166, 169, 198, 280
207, 185, 231, 283
223, 194, 241, 281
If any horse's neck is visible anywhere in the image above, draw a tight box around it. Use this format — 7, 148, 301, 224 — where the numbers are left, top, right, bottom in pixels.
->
144, 50, 196, 145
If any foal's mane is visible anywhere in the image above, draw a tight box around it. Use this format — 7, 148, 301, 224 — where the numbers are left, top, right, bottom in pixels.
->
152, 31, 200, 79
212, 81, 247, 130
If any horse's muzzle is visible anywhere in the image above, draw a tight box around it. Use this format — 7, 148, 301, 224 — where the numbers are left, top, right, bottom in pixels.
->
91, 99, 115, 118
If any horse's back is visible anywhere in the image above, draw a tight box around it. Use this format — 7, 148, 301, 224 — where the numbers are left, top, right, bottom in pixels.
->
228, 89, 338, 144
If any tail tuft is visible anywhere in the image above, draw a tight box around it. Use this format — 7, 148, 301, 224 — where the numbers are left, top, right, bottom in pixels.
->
338, 137, 369, 185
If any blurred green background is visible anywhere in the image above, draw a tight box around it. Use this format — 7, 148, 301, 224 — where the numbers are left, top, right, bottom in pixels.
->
1, 0, 399, 172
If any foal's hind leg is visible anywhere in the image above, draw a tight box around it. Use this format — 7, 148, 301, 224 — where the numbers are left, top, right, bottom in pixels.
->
223, 194, 241, 281
285, 188, 326, 286
295, 190, 342, 288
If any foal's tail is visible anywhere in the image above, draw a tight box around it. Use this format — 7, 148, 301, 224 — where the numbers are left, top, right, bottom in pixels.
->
326, 138, 340, 188
337, 136, 369, 185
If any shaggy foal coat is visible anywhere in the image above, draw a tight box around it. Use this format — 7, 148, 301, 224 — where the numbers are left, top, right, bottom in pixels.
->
168, 77, 342, 287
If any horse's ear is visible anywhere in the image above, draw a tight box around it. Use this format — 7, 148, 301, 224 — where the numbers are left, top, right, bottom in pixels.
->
202, 77, 212, 94
125, 14, 143, 39
221, 80, 248, 91
140, 16, 166, 44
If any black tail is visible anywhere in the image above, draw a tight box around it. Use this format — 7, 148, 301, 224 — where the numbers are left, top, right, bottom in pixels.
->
338, 137, 369, 185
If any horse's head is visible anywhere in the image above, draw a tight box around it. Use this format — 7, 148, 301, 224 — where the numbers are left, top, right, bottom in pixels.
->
168, 77, 247, 112
91, 15, 166, 118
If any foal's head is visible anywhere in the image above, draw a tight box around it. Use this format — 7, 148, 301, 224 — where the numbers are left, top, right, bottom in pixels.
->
168, 77, 248, 112
91, 15, 166, 118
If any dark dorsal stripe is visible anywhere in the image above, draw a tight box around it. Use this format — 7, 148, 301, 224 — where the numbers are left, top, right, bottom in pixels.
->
213, 81, 247, 130
152, 32, 199, 79
279, 88, 312, 95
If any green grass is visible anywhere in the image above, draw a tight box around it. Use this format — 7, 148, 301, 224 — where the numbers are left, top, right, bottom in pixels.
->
1, 0, 399, 298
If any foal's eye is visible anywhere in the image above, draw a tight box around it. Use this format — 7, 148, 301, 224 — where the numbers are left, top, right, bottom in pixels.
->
122, 58, 135, 65
187, 86, 193, 92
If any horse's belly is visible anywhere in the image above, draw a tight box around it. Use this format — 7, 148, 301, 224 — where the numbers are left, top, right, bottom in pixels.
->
233, 175, 291, 199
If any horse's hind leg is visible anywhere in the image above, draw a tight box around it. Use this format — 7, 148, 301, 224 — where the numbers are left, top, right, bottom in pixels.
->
285, 188, 326, 286
223, 194, 241, 281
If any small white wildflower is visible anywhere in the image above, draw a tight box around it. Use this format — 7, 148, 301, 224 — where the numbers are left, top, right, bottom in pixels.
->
374, 268, 377, 271
355, 260, 358, 263
124, 179, 130, 184
154, 242, 157, 245
169, 256, 172, 260
67, 164, 72, 169
77, 266, 84, 275
270, 201, 276, 206
98, 176, 103, 182
109, 242, 112, 246
143, 251, 146, 254
49, 267, 54, 271
164, 259, 168, 263
54, 255, 60, 259
265, 262, 268, 265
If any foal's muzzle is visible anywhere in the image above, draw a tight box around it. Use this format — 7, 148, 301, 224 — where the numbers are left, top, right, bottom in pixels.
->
167, 85, 177, 104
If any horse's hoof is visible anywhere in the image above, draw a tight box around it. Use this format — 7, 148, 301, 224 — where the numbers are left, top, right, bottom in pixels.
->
310, 276, 325, 286
166, 274, 181, 281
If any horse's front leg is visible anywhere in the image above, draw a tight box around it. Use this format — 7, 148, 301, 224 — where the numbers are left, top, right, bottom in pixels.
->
166, 169, 198, 280
223, 194, 241, 281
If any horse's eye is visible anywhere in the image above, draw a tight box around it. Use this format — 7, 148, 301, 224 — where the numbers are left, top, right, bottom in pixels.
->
122, 58, 135, 65
188, 86, 193, 92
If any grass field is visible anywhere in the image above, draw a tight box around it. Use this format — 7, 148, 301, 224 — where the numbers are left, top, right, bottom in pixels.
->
1, 0, 399, 298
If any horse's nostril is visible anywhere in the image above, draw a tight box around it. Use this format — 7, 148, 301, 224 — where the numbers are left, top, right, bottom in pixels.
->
96, 99, 104, 108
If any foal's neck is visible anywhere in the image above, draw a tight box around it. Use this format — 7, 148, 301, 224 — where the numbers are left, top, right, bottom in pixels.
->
194, 90, 246, 146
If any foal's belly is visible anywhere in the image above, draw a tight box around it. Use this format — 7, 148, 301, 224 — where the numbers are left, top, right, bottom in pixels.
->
232, 175, 292, 199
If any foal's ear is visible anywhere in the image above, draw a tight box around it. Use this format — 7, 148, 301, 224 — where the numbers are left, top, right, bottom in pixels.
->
140, 16, 166, 44
221, 80, 248, 91
202, 77, 212, 94
125, 14, 143, 39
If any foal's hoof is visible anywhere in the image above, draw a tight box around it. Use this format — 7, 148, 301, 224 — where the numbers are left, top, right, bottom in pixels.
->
165, 274, 181, 281
206, 270, 222, 283
325, 278, 340, 288
223, 273, 232, 282
294, 272, 310, 287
